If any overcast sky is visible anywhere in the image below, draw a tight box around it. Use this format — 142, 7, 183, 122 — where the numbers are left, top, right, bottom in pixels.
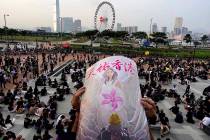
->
0, 0, 210, 33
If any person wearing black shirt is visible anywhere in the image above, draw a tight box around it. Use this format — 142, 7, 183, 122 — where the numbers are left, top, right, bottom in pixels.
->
175, 112, 184, 123
160, 113, 170, 137
183, 84, 190, 97
0, 112, 6, 128
169, 103, 179, 114
42, 130, 52, 140
0, 90, 4, 103
5, 115, 14, 126
24, 114, 33, 128
41, 87, 47, 96
186, 109, 195, 124
33, 129, 42, 140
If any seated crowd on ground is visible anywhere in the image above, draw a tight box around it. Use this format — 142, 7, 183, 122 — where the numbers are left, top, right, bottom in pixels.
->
0, 46, 210, 140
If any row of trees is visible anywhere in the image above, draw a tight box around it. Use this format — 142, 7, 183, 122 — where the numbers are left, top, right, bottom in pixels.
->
75, 30, 168, 46
0, 27, 72, 38
76, 29, 209, 48
75, 30, 129, 39
184, 34, 209, 47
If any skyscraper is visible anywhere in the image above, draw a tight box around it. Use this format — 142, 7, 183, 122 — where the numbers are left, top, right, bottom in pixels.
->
174, 28, 182, 35
74, 19, 82, 33
62, 17, 74, 33
117, 23, 122, 31
174, 17, 183, 29
161, 27, 167, 33
181, 27, 188, 35
121, 26, 138, 33
174, 17, 183, 35
53, 0, 60, 32
152, 23, 158, 33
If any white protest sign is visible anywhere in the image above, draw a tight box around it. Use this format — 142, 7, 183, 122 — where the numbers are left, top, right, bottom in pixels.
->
77, 56, 150, 140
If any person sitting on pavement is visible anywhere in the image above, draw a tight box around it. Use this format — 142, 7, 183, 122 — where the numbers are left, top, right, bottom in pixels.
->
42, 129, 52, 140
195, 107, 205, 120
199, 116, 210, 129
5, 115, 14, 127
0, 112, 6, 128
51, 79, 58, 88
22, 81, 28, 91
33, 128, 42, 140
40, 87, 47, 96
56, 120, 65, 139
0, 90, 5, 103
24, 114, 33, 128
159, 113, 170, 137
169, 103, 179, 115
35, 117, 43, 130
65, 86, 71, 95
183, 84, 190, 97
16, 97, 25, 114
34, 86, 40, 97
42, 117, 54, 130
8, 100, 16, 112
48, 78, 52, 87
175, 111, 184, 124
186, 108, 195, 124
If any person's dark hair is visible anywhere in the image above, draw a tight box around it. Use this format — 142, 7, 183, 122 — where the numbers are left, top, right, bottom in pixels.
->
166, 138, 170, 140
61, 115, 65, 119
37, 128, 41, 134
44, 129, 49, 134
6, 115, 10, 119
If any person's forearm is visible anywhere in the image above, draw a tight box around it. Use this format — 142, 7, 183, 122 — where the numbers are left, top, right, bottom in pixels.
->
149, 128, 155, 140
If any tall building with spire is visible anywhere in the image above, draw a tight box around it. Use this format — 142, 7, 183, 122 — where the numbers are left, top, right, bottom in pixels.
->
53, 0, 60, 32
174, 17, 183, 35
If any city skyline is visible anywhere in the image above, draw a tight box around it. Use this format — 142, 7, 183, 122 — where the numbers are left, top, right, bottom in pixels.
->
0, 0, 210, 33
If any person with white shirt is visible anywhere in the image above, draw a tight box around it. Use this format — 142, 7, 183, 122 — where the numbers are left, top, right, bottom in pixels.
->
200, 116, 210, 129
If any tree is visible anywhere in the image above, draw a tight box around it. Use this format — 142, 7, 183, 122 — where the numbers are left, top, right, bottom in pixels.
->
150, 32, 167, 48
133, 32, 148, 39
201, 35, 208, 47
75, 30, 99, 39
98, 30, 128, 39
184, 34, 192, 44
115, 31, 128, 38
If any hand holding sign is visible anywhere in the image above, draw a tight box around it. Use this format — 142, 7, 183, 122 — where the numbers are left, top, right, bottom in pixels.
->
75, 56, 152, 140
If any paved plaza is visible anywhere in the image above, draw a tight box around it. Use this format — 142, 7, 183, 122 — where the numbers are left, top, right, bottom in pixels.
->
149, 78, 210, 140
0, 62, 210, 140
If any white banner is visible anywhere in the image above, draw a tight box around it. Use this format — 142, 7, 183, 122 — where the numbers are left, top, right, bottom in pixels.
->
77, 56, 150, 140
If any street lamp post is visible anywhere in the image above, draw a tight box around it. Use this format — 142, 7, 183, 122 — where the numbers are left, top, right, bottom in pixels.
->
60, 17, 63, 45
193, 41, 199, 77
150, 18, 153, 35
3, 14, 9, 44
4, 14, 9, 28
36, 40, 39, 77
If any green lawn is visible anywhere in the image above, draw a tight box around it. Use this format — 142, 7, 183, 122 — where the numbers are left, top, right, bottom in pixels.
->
71, 44, 210, 59
110, 38, 123, 44
72, 37, 89, 43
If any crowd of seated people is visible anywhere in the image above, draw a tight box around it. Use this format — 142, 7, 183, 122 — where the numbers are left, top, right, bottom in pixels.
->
0, 52, 209, 140
136, 57, 210, 137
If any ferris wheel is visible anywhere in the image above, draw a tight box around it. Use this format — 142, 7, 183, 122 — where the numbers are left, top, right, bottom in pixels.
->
94, 1, 115, 32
